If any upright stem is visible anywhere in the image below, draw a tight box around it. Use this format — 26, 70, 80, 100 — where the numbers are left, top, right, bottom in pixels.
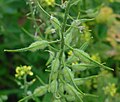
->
28, 1, 41, 35
60, 1, 71, 59
83, 0, 86, 10
24, 75, 28, 102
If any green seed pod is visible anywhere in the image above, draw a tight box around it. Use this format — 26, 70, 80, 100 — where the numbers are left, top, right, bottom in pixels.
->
50, 16, 60, 30
65, 32, 72, 45
62, 67, 74, 82
64, 83, 83, 102
73, 49, 91, 63
74, 75, 99, 85
28, 40, 49, 52
53, 99, 61, 102
80, 41, 89, 51
73, 49, 113, 71
74, 78, 84, 86
64, 83, 75, 95
4, 40, 49, 52
51, 72, 58, 80
59, 82, 64, 93
60, 98, 67, 102
62, 52, 66, 64
33, 85, 48, 97
65, 95, 76, 102
50, 80, 58, 93
72, 63, 95, 71
46, 51, 55, 65
51, 58, 60, 72
67, 55, 78, 64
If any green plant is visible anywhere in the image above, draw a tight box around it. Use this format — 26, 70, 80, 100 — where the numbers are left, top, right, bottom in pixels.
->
4, 0, 114, 102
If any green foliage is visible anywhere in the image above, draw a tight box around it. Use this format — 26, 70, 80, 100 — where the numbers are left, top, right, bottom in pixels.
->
0, 0, 120, 102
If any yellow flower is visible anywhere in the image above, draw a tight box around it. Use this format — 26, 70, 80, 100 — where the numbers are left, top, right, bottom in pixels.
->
15, 65, 33, 79
68, 50, 73, 56
91, 54, 101, 63
96, 6, 114, 23
45, 0, 55, 6
72, 61, 78, 65
103, 83, 117, 97
108, 0, 114, 2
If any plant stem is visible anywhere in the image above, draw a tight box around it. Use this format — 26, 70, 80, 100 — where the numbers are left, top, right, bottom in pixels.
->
36, 1, 51, 17
24, 75, 28, 102
83, 0, 86, 10
28, 1, 42, 36
61, 1, 71, 49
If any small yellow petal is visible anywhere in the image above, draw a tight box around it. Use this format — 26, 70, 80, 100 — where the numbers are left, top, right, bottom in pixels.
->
29, 72, 33, 76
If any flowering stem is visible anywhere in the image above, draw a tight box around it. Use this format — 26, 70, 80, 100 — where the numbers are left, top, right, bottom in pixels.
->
23, 75, 28, 102
60, 1, 71, 50
36, 1, 51, 17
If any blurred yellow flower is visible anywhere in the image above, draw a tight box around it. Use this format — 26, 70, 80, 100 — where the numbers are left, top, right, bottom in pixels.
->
103, 83, 117, 97
45, 0, 55, 6
96, 6, 114, 23
72, 61, 78, 65
91, 54, 101, 63
15, 65, 33, 79
68, 50, 73, 56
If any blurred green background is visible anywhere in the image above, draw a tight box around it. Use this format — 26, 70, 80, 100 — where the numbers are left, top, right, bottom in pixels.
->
0, 0, 120, 102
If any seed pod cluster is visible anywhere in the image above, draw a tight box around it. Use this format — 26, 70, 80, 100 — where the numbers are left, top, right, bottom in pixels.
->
10, 1, 114, 101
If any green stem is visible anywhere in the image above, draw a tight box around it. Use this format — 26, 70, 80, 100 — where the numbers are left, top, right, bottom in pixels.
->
36, 1, 51, 17
28, 1, 42, 36
83, 0, 86, 10
36, 75, 46, 85
59, 1, 71, 65
61, 1, 71, 49
23, 75, 28, 102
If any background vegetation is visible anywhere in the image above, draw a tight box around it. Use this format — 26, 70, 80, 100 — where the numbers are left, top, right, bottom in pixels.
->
0, 0, 120, 102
